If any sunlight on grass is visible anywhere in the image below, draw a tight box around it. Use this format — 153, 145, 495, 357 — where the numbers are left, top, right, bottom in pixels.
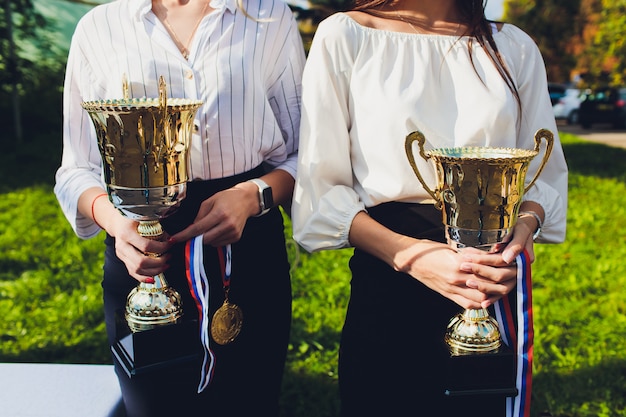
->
2, 132, 626, 416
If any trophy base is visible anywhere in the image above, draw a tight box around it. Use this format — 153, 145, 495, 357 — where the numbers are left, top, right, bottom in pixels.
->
443, 344, 517, 416
112, 311, 201, 378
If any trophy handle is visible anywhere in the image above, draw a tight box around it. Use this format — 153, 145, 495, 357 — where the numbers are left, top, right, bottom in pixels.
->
405, 131, 440, 204
524, 128, 554, 193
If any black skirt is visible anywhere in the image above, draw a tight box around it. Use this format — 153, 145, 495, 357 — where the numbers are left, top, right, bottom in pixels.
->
102, 166, 292, 417
339, 202, 464, 416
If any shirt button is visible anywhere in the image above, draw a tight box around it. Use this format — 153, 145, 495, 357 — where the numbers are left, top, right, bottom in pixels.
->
185, 70, 194, 80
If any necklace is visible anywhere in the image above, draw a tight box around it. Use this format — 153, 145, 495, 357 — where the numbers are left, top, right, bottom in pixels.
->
392, 6, 422, 34
158, 1, 209, 60
391, 6, 463, 36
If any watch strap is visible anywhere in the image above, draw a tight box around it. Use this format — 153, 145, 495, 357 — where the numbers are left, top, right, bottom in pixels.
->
247, 178, 273, 217
519, 210, 543, 241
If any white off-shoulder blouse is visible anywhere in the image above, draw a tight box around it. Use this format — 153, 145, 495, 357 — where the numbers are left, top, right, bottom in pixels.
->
292, 13, 568, 252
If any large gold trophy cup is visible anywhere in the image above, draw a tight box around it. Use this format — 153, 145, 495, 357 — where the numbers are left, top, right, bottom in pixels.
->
81, 76, 203, 376
405, 129, 553, 354
404, 129, 553, 409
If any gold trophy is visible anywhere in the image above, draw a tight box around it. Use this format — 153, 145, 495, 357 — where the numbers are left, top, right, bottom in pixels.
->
405, 129, 553, 355
81, 76, 203, 376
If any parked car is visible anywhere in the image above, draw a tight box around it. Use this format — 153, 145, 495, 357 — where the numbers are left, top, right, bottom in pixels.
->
553, 88, 583, 124
578, 87, 626, 129
548, 83, 567, 106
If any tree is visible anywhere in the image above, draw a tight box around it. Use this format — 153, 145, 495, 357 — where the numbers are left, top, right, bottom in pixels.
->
578, 0, 626, 86
504, 0, 587, 84
0, 0, 46, 145
504, 0, 626, 87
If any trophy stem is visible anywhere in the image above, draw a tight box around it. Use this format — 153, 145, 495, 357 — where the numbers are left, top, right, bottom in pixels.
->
124, 219, 184, 333
444, 308, 501, 355
137, 219, 164, 240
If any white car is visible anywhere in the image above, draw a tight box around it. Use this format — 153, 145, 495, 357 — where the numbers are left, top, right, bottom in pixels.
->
553, 88, 583, 124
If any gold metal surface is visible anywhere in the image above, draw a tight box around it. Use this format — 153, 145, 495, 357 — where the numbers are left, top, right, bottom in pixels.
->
405, 129, 554, 353
81, 82, 202, 197
82, 76, 203, 332
124, 219, 184, 332
444, 308, 501, 354
405, 129, 554, 251
125, 274, 184, 333
210, 301, 244, 345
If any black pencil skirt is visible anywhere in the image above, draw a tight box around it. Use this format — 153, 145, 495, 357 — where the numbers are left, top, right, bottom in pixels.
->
338, 202, 464, 416
102, 166, 292, 417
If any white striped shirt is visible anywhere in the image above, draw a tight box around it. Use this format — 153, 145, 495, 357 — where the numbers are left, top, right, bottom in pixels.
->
55, 0, 306, 239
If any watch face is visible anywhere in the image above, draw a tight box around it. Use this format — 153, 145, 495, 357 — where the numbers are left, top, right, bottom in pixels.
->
261, 186, 273, 209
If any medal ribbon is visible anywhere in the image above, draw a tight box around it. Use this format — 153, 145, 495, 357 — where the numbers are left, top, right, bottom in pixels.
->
217, 244, 232, 292
494, 250, 534, 417
184, 235, 215, 393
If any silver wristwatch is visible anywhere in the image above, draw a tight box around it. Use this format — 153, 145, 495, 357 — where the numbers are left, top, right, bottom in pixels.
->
248, 178, 273, 217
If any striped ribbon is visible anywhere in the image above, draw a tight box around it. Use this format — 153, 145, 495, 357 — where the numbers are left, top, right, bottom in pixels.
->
184, 235, 215, 393
494, 250, 534, 417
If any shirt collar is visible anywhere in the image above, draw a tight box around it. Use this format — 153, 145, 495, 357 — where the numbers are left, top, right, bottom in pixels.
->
210, 0, 238, 14
130, 0, 238, 22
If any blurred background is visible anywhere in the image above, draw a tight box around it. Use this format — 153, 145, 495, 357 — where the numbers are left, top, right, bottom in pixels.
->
1, 1, 626, 417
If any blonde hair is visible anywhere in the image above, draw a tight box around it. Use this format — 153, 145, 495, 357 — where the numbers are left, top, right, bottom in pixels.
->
236, 0, 274, 22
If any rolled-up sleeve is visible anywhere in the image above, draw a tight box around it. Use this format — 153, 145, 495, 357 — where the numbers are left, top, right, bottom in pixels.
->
292, 20, 365, 253
508, 28, 568, 243
54, 27, 105, 240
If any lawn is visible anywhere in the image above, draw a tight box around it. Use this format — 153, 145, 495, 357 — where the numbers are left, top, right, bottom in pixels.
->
1, 132, 625, 416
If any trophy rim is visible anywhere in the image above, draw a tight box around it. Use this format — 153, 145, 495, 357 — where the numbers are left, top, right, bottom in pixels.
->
427, 146, 538, 163
81, 97, 204, 111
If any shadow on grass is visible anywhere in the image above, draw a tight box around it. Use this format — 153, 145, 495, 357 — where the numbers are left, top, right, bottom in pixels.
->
0, 333, 111, 365
532, 358, 626, 417
562, 141, 626, 182
0, 132, 61, 193
280, 369, 340, 417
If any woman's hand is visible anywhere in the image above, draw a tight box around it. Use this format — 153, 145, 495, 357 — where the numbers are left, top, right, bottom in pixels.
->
456, 248, 519, 308
451, 205, 544, 308
395, 240, 517, 309
169, 181, 260, 247
108, 215, 173, 282
82, 187, 172, 283
349, 211, 523, 310
168, 170, 295, 247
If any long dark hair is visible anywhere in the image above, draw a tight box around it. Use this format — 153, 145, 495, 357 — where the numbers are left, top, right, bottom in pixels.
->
352, 0, 522, 115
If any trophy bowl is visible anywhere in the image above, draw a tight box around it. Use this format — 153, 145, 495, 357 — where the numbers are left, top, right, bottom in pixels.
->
405, 129, 554, 355
82, 76, 203, 333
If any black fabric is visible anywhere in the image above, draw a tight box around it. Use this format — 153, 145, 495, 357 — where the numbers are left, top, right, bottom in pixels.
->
102, 166, 292, 417
339, 202, 466, 416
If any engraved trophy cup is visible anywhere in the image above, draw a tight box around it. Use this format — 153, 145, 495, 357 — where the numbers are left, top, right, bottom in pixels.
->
81, 76, 203, 376
404, 129, 553, 405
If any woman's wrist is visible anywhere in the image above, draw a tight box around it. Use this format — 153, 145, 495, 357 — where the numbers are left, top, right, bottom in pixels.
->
518, 210, 543, 240
91, 193, 109, 230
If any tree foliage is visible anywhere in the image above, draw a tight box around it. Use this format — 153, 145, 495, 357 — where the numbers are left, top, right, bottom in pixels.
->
504, 0, 626, 87
504, 0, 585, 84
0, 0, 47, 82
0, 0, 47, 144
583, 0, 626, 86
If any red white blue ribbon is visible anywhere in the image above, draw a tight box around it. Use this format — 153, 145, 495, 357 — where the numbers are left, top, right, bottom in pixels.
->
494, 250, 534, 417
217, 244, 232, 289
185, 235, 215, 393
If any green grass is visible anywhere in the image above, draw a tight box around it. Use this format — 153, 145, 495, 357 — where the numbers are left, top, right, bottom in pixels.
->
1, 131, 626, 416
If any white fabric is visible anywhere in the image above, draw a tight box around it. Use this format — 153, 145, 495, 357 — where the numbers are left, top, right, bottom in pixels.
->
292, 13, 568, 252
55, 0, 305, 239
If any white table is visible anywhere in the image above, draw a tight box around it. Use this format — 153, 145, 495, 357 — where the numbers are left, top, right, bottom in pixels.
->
0, 363, 125, 417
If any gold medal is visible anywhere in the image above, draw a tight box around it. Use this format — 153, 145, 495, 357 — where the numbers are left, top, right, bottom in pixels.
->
210, 300, 243, 345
